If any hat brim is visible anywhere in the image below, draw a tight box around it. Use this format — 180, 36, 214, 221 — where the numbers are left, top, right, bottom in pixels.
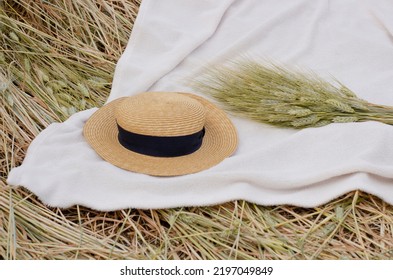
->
83, 93, 238, 176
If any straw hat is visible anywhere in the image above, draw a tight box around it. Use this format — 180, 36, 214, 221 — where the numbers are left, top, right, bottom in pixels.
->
83, 92, 238, 176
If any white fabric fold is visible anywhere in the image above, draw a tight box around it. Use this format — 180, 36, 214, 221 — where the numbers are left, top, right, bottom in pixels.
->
7, 0, 393, 210
108, 0, 236, 103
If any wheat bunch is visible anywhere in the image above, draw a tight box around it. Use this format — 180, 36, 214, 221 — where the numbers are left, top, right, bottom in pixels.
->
193, 60, 393, 128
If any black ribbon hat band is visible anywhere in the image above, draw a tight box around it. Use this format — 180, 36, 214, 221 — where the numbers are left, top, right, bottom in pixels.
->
117, 124, 205, 157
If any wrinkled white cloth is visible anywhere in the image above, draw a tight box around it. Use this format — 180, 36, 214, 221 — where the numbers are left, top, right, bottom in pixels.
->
7, 0, 393, 210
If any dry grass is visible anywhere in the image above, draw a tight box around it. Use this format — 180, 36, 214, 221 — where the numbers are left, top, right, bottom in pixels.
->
1, 0, 393, 260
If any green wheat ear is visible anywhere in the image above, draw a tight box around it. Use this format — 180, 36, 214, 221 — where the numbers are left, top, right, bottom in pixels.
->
192, 60, 393, 129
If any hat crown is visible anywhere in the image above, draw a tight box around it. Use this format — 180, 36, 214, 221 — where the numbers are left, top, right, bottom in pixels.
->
115, 92, 206, 136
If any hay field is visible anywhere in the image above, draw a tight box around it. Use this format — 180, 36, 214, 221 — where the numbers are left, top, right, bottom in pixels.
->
1, 0, 393, 260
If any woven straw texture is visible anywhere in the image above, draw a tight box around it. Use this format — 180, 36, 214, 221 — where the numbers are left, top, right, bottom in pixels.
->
116, 92, 206, 136
83, 92, 238, 176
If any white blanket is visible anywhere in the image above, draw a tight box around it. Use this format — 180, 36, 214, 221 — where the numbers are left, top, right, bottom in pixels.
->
7, 0, 393, 210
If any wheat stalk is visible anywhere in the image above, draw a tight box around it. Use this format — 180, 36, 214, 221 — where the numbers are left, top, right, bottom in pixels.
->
193, 60, 393, 128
